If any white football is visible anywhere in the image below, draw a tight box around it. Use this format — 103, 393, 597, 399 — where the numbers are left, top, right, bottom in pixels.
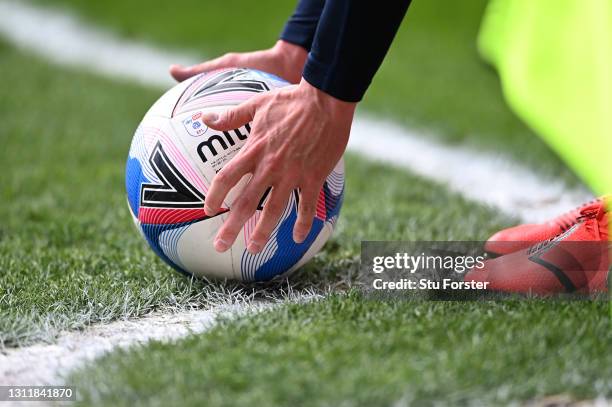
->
125, 68, 344, 281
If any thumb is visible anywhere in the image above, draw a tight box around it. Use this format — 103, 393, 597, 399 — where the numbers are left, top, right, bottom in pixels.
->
202, 99, 258, 131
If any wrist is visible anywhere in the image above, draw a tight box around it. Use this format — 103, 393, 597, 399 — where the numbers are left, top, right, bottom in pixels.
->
270, 40, 308, 83
274, 40, 307, 64
299, 78, 357, 117
272, 40, 308, 67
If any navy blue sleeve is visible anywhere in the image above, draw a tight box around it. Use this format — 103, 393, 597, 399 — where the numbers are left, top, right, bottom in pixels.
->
280, 0, 325, 51
304, 0, 411, 102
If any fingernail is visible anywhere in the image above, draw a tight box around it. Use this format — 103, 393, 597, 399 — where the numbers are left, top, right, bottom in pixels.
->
202, 113, 219, 124
247, 241, 262, 253
293, 232, 306, 244
204, 205, 215, 216
214, 238, 229, 252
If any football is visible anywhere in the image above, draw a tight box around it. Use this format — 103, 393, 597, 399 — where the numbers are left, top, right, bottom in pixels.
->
125, 68, 345, 281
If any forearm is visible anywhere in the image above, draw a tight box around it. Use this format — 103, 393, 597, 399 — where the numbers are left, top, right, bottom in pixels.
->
280, 0, 325, 51
304, 0, 412, 102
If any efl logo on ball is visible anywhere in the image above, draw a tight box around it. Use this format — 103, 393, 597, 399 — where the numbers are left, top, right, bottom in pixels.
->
182, 112, 208, 137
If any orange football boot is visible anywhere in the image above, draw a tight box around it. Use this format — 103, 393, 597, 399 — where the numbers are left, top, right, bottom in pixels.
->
466, 203, 609, 295
484, 196, 609, 257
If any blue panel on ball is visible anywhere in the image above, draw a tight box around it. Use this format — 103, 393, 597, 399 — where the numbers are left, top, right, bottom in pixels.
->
324, 182, 344, 221
252, 211, 324, 281
140, 221, 197, 277
125, 157, 149, 218
251, 69, 289, 84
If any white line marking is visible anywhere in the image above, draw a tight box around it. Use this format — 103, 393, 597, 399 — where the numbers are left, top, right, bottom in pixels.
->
0, 296, 321, 387
0, 0, 198, 89
0, 308, 227, 386
0, 0, 596, 388
349, 116, 592, 222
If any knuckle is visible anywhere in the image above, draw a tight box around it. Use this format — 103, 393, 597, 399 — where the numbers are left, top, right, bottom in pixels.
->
259, 163, 278, 180
270, 91, 285, 104
296, 203, 314, 219
296, 214, 314, 227
254, 91, 270, 103
250, 230, 270, 243
268, 145, 287, 162
299, 201, 316, 215
232, 199, 249, 214
223, 156, 242, 172
240, 54, 254, 66
234, 196, 256, 217
223, 52, 238, 62
302, 176, 321, 190
250, 94, 269, 111
249, 138, 267, 153
221, 109, 235, 124
299, 181, 314, 193
214, 170, 229, 186
233, 151, 254, 169
265, 150, 290, 170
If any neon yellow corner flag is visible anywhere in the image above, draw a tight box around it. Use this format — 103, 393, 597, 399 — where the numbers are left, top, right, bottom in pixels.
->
478, 0, 611, 196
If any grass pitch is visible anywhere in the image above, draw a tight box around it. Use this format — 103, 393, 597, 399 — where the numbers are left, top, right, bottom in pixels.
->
0, 41, 205, 346
1, 37, 608, 407
0, 43, 512, 347
71, 295, 611, 406
2, 0, 608, 405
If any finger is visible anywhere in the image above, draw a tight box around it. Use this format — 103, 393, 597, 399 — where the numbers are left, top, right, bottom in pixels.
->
201, 97, 260, 131
214, 175, 269, 252
169, 63, 223, 82
169, 64, 202, 82
204, 150, 256, 216
293, 185, 320, 243
247, 185, 291, 253
169, 54, 239, 82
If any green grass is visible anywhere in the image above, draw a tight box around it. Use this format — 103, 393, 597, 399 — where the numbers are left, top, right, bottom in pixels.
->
37, 0, 579, 183
0, 43, 513, 347
1, 3, 606, 404
0, 41, 234, 346
70, 293, 611, 406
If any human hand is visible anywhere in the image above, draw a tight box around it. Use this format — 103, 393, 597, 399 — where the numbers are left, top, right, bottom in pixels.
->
201, 79, 356, 254
170, 40, 307, 84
